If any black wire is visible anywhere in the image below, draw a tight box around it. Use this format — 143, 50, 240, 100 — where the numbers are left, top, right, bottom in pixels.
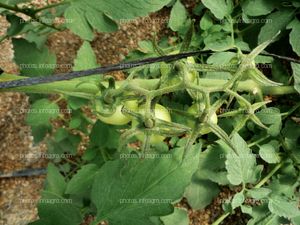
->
0, 50, 211, 89
0, 50, 299, 89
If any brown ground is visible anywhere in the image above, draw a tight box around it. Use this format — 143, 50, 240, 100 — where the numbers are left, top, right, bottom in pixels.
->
0, 1, 246, 225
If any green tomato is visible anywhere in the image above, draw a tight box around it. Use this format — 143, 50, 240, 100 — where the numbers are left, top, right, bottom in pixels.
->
96, 82, 139, 125
97, 99, 138, 125
97, 105, 130, 125
132, 104, 171, 144
187, 104, 218, 134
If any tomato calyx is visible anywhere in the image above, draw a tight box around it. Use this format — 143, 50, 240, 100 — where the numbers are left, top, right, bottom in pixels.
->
187, 103, 218, 135
132, 104, 172, 144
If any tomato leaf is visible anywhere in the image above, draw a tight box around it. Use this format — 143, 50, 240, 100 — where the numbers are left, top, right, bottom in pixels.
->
66, 164, 99, 194
194, 142, 230, 185
287, 19, 300, 56
225, 133, 262, 185
202, 0, 233, 20
169, 0, 188, 32
268, 196, 300, 219
242, 0, 276, 16
12, 38, 56, 77
259, 144, 280, 164
258, 9, 295, 44
73, 41, 98, 71
89, 120, 120, 149
231, 192, 245, 209
29, 192, 82, 225
64, 0, 171, 40
160, 208, 189, 225
291, 62, 300, 94
91, 146, 200, 225
44, 163, 66, 196
184, 178, 219, 210
247, 188, 272, 200
25, 99, 60, 127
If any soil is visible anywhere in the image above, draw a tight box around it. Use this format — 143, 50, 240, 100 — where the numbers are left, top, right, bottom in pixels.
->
0, 1, 246, 225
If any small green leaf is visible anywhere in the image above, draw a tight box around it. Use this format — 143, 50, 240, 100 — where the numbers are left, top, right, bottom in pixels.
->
33, 192, 82, 225
259, 144, 280, 164
258, 9, 295, 44
26, 99, 60, 126
204, 33, 233, 51
241, 205, 252, 215
160, 208, 189, 225
64, 0, 171, 40
67, 97, 88, 110
225, 133, 260, 185
54, 128, 69, 142
287, 19, 300, 55
247, 188, 272, 200
291, 62, 300, 94
268, 176, 298, 199
255, 107, 282, 136
86, 11, 118, 33
69, 117, 82, 129
231, 192, 245, 209
90, 120, 120, 149
242, 0, 276, 16
194, 142, 230, 185
64, 5, 94, 41
268, 196, 300, 219
202, 0, 233, 20
44, 163, 66, 196
66, 164, 99, 194
96, 0, 172, 20
6, 14, 26, 36
12, 38, 56, 77
74, 41, 98, 71
184, 179, 219, 210
169, 0, 188, 32
200, 12, 214, 30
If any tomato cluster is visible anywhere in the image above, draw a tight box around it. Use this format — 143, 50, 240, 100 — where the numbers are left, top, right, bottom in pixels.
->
95, 56, 218, 144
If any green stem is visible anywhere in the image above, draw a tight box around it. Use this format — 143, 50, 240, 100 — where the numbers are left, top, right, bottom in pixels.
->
0, 74, 297, 97
248, 134, 269, 147
255, 162, 283, 188
0, 2, 63, 31
281, 102, 300, 119
0, 2, 24, 13
212, 213, 230, 225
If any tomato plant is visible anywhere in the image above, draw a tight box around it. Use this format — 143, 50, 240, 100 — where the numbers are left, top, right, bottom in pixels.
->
0, 0, 300, 225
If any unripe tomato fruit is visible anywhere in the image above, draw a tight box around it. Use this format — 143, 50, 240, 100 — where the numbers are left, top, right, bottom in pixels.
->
187, 104, 218, 134
96, 82, 138, 125
97, 100, 138, 125
132, 104, 171, 144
